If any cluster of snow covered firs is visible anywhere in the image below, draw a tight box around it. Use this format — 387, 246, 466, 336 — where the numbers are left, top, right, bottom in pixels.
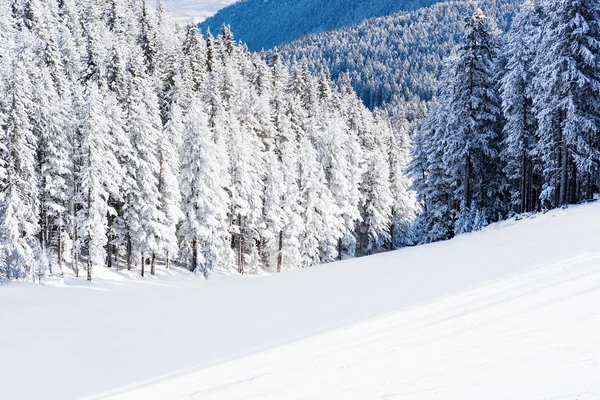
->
409, 0, 600, 243
0, 0, 416, 281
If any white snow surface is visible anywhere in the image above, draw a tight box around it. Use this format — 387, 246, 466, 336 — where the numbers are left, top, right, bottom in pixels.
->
2, 204, 600, 399
158, 0, 237, 23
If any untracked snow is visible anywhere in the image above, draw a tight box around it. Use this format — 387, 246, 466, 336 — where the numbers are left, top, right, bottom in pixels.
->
2, 204, 600, 399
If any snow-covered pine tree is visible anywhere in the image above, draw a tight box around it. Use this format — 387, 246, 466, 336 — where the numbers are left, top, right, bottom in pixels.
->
444, 8, 505, 232
0, 10, 40, 280
221, 43, 264, 274
122, 50, 165, 277
387, 114, 418, 249
297, 126, 337, 267
259, 50, 289, 272
27, 0, 75, 276
182, 24, 207, 99
76, 83, 120, 282
266, 52, 305, 272
357, 109, 394, 254
500, 0, 542, 214
179, 94, 230, 277
533, 0, 600, 208
408, 96, 455, 244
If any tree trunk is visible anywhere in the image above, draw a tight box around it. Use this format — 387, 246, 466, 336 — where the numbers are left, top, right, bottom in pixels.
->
237, 214, 244, 274
277, 230, 284, 273
150, 253, 156, 276
44, 215, 50, 250
464, 153, 472, 210
141, 255, 145, 277
86, 236, 92, 282
107, 241, 113, 269
106, 212, 113, 268
38, 203, 47, 251
559, 135, 568, 206
57, 226, 63, 275
126, 232, 132, 271
73, 222, 78, 278
337, 237, 343, 261
258, 236, 264, 267
527, 164, 534, 212
192, 236, 198, 272
570, 160, 578, 204
165, 250, 169, 270
521, 152, 527, 214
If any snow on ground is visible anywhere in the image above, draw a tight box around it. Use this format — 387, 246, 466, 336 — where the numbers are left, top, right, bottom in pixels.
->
2, 204, 600, 399
158, 0, 237, 23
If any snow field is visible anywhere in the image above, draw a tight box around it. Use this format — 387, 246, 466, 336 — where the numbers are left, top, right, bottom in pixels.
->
2, 204, 600, 399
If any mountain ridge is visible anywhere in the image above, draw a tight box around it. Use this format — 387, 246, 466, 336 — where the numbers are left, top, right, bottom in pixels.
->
199, 0, 447, 51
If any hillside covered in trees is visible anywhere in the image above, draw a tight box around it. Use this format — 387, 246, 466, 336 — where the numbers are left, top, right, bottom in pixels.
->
0, 0, 417, 282
410, 0, 600, 243
199, 0, 447, 52
279, 0, 520, 119
1, 0, 600, 284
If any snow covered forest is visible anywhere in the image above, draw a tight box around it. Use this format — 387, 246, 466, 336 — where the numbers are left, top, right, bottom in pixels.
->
1, 0, 600, 283
0, 0, 416, 282
410, 0, 600, 243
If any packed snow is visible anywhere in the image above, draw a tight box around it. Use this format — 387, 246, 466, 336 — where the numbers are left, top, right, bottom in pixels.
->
2, 204, 600, 399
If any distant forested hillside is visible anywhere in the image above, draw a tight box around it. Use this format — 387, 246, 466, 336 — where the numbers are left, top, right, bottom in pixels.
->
199, 0, 446, 51
279, 0, 519, 119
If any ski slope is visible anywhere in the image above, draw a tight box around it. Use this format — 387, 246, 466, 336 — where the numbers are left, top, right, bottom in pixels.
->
2, 204, 600, 399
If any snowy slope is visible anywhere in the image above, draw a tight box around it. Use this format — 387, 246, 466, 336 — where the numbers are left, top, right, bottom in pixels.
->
2, 204, 600, 399
159, 0, 237, 23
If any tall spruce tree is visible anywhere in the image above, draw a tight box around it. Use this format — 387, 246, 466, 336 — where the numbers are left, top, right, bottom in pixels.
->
533, 0, 600, 208
500, 0, 542, 214
444, 8, 504, 233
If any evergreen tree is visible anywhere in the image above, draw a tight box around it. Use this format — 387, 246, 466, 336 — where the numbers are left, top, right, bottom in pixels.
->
409, 97, 455, 244
357, 110, 394, 253
388, 115, 418, 248
122, 51, 165, 276
500, 0, 542, 214
533, 0, 600, 207
179, 96, 230, 276
0, 29, 40, 279
444, 8, 505, 231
